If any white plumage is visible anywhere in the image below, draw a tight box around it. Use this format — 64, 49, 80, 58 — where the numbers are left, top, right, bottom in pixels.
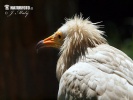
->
36, 15, 133, 100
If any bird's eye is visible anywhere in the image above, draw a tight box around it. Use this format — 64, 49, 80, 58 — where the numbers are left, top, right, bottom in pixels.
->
58, 35, 61, 39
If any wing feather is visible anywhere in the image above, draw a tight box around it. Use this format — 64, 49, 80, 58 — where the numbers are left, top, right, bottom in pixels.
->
58, 44, 133, 100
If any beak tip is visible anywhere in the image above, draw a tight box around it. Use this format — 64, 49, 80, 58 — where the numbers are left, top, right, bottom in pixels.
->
36, 40, 45, 53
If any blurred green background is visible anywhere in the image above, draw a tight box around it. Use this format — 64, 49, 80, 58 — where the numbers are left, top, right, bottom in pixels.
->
0, 0, 133, 100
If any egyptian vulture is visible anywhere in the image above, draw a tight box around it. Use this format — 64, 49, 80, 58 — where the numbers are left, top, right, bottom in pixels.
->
36, 16, 133, 100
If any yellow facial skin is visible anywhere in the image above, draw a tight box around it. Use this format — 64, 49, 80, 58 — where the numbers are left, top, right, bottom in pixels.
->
36, 32, 64, 50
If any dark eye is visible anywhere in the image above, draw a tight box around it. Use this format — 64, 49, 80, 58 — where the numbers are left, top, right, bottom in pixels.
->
58, 35, 61, 39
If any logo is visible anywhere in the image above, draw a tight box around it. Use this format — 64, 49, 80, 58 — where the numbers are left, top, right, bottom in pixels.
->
4, 4, 33, 17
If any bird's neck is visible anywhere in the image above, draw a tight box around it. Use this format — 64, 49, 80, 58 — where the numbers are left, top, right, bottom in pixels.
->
56, 30, 107, 81
56, 44, 87, 81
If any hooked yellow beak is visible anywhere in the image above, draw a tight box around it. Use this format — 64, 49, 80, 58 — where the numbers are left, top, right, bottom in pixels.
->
43, 35, 56, 46
36, 32, 63, 52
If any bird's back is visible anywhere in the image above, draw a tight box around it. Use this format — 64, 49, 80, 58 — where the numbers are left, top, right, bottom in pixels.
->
84, 44, 133, 84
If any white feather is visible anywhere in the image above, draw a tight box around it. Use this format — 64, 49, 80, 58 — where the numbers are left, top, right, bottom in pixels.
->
55, 16, 133, 100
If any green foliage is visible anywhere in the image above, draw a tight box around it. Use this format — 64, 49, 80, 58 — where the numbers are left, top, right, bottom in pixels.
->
121, 39, 133, 59
104, 20, 133, 59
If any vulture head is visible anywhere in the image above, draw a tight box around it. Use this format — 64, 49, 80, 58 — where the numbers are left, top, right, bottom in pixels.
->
36, 16, 107, 51
36, 15, 107, 80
